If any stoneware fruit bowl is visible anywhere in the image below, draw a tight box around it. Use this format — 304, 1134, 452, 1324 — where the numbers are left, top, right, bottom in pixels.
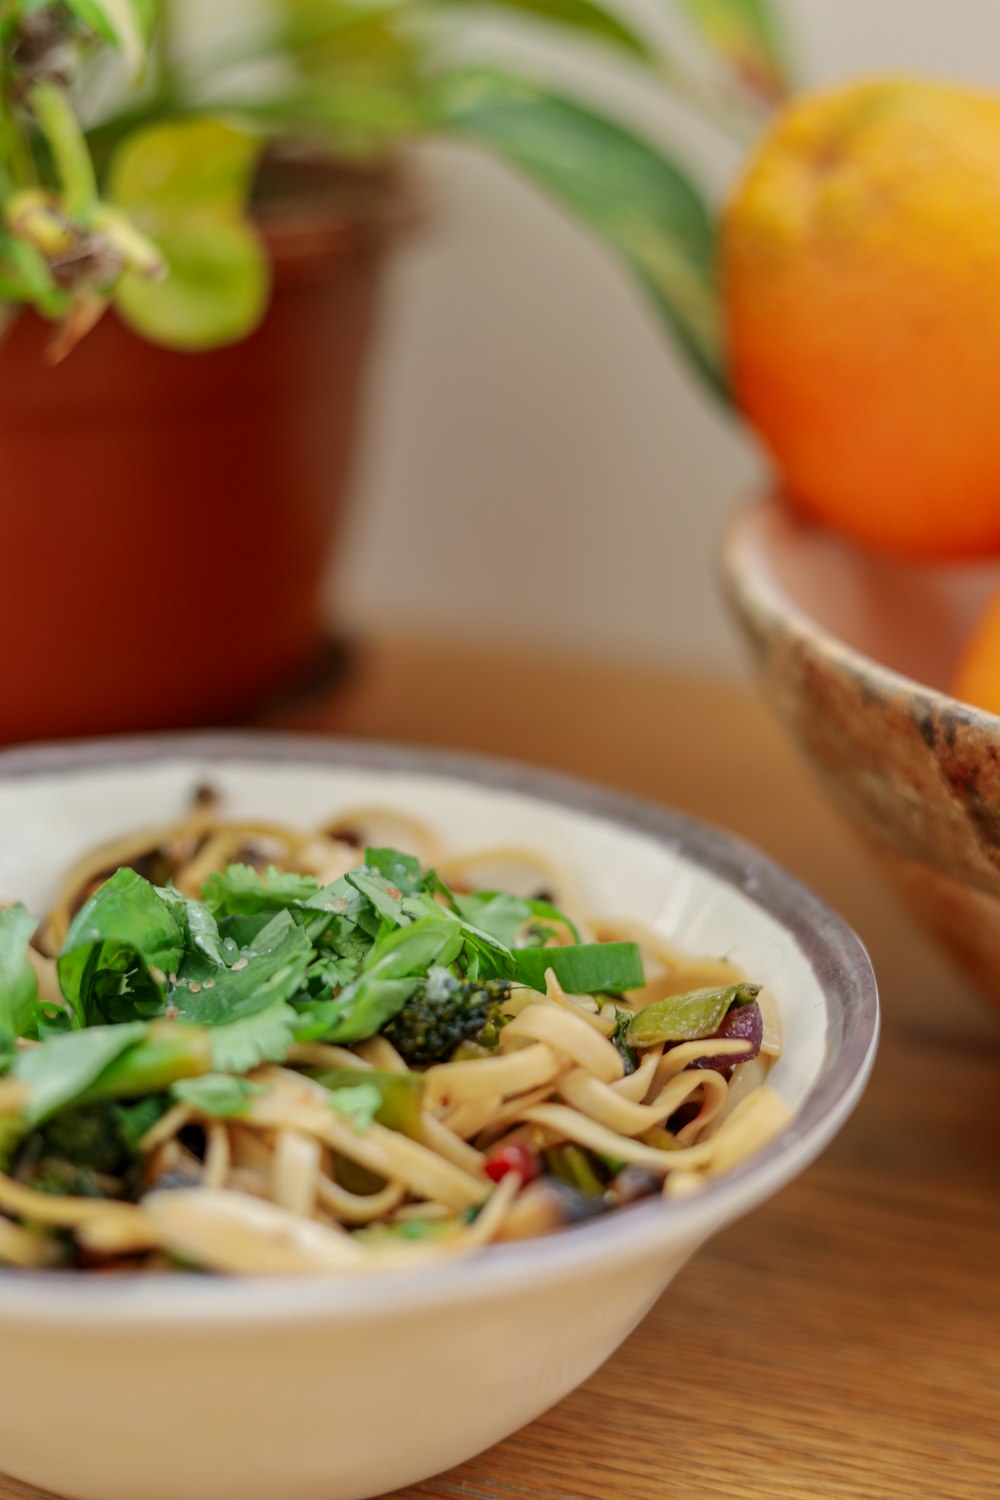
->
723, 495, 1000, 1016
0, 733, 878, 1500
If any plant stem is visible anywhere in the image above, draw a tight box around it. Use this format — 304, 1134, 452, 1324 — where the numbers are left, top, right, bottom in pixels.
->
28, 81, 98, 221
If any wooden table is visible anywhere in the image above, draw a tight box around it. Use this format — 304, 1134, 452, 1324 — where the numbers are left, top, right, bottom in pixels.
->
7, 637, 999, 1500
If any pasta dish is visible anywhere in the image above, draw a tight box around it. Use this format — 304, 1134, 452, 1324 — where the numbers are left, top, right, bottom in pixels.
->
0, 793, 789, 1274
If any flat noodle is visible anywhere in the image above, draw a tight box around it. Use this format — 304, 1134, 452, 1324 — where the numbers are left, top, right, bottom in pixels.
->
500, 998, 623, 1084
424, 1041, 563, 1107
6, 800, 789, 1274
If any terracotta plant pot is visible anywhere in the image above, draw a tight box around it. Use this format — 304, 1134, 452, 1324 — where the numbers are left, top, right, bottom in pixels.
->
0, 160, 403, 743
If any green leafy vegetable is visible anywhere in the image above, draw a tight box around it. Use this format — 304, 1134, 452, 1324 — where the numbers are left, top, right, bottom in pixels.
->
363, 847, 425, 893
545, 1142, 606, 1195
626, 981, 760, 1047
209, 1000, 300, 1074
311, 1067, 424, 1135
14, 1101, 137, 1197
58, 867, 184, 1027
0, 904, 40, 1055
514, 942, 644, 996
172, 909, 312, 1026
317, 919, 465, 1045
13, 1022, 148, 1126
115, 1094, 170, 1150
327, 1081, 384, 1133
79, 1023, 212, 1103
610, 1007, 638, 1075
345, 866, 412, 926
199, 865, 323, 919
172, 1074, 265, 1119
454, 891, 580, 947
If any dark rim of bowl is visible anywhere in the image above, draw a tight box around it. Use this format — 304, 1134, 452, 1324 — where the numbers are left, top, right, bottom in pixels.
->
721, 497, 1000, 728
0, 730, 879, 1318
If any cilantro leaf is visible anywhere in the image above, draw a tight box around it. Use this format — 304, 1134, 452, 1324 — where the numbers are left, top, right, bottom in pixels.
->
363, 847, 425, 894
345, 867, 411, 927
454, 891, 580, 947
172, 910, 312, 1026
209, 999, 299, 1073
200, 864, 322, 918
172, 1073, 264, 1118
327, 1081, 383, 1133
319, 918, 464, 1045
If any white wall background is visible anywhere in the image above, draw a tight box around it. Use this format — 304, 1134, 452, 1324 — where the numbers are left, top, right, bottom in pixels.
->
333, 1, 1000, 670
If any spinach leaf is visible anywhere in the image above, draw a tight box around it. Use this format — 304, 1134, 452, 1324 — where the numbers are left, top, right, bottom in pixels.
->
0, 904, 40, 1055
58, 868, 184, 1027
514, 942, 644, 996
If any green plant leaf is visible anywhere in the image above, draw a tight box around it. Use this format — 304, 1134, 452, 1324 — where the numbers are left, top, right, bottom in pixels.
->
673, 0, 790, 104
436, 69, 726, 398
448, 0, 654, 59
65, 0, 150, 69
108, 119, 268, 350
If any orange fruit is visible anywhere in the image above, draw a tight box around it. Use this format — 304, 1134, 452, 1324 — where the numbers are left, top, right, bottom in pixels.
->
952, 585, 1000, 713
723, 78, 1000, 559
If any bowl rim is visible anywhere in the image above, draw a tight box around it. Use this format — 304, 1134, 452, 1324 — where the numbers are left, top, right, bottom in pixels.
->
721, 495, 999, 726
0, 730, 879, 1325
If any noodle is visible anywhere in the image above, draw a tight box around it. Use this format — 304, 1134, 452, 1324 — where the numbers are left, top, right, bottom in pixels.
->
0, 798, 791, 1274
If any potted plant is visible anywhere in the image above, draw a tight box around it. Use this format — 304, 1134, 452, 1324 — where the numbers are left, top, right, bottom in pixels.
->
0, 0, 787, 742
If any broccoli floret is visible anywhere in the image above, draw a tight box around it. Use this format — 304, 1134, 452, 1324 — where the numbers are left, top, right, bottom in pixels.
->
383, 966, 512, 1065
13, 1102, 137, 1199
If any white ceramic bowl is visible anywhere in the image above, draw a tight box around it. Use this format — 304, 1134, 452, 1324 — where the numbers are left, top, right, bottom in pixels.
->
0, 734, 878, 1500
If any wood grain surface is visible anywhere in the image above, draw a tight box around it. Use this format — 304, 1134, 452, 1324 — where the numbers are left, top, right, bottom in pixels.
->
5, 637, 999, 1500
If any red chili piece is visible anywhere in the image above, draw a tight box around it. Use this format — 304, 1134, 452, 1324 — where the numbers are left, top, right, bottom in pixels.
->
484, 1144, 539, 1184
